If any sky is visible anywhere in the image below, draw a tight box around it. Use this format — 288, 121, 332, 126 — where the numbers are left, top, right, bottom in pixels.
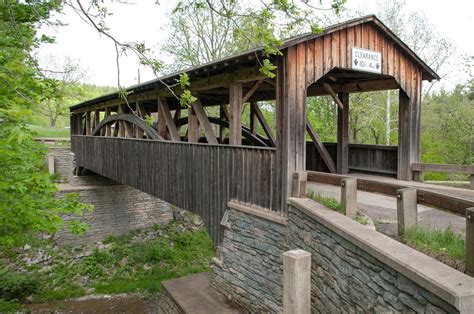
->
38, 0, 474, 89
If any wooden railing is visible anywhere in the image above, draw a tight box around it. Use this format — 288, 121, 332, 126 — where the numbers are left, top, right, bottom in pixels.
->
34, 137, 71, 146
306, 142, 398, 176
412, 163, 474, 190
71, 136, 280, 244
295, 171, 474, 276
306, 171, 473, 216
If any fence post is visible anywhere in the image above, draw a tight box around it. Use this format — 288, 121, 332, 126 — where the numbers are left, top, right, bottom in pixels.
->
466, 208, 474, 276
48, 154, 55, 175
283, 249, 311, 314
341, 178, 357, 218
470, 174, 474, 191
396, 188, 418, 235
291, 172, 307, 198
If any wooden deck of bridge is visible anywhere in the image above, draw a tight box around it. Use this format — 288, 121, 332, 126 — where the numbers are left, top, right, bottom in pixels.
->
69, 15, 444, 244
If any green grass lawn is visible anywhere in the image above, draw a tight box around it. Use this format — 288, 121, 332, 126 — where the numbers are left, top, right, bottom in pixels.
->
27, 125, 71, 138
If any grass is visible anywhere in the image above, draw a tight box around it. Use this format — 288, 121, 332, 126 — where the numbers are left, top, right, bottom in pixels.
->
306, 191, 368, 225
307, 191, 344, 214
403, 226, 465, 261
27, 124, 70, 138
0, 222, 215, 310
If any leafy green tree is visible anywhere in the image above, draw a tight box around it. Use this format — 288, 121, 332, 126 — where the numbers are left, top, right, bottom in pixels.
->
0, 1, 92, 247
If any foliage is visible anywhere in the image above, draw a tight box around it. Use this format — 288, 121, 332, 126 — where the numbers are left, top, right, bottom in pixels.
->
0, 266, 39, 302
27, 124, 70, 138
403, 226, 465, 261
0, 1, 93, 248
420, 82, 474, 181
0, 122, 93, 247
0, 223, 214, 307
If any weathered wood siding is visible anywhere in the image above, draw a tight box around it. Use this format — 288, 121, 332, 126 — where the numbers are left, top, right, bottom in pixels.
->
72, 136, 278, 244
280, 21, 423, 193
306, 142, 398, 176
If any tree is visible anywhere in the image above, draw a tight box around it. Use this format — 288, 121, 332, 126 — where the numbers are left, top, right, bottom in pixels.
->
163, 0, 249, 70
40, 56, 87, 127
0, 1, 92, 247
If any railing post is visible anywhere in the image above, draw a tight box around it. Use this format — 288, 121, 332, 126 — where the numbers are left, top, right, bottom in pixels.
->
291, 172, 307, 198
341, 178, 357, 218
470, 174, 474, 191
466, 208, 474, 276
47, 155, 55, 175
396, 188, 418, 235
283, 249, 311, 314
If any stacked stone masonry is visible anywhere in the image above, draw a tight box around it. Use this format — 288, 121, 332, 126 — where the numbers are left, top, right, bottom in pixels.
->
212, 209, 289, 312
50, 148, 173, 245
156, 289, 183, 314
289, 206, 458, 313
213, 203, 463, 313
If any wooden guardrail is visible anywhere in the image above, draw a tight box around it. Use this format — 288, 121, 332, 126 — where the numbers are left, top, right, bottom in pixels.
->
34, 137, 71, 146
306, 171, 473, 216
412, 162, 474, 190
300, 171, 474, 276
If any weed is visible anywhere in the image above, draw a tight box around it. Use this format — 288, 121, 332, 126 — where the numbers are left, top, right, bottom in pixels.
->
307, 191, 345, 214
403, 226, 465, 261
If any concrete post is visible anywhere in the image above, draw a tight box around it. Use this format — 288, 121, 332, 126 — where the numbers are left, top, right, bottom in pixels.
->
291, 172, 308, 198
48, 155, 55, 175
341, 178, 357, 218
283, 249, 311, 314
466, 208, 474, 276
396, 188, 418, 235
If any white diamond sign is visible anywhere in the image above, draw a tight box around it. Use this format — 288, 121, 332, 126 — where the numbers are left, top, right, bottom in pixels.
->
351, 47, 382, 74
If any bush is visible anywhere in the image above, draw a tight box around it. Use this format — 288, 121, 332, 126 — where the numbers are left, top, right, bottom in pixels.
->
0, 267, 39, 302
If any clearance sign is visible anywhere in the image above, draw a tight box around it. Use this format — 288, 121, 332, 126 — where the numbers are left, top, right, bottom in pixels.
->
351, 47, 382, 74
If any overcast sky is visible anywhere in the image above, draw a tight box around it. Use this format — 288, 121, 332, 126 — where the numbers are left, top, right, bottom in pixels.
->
38, 0, 473, 89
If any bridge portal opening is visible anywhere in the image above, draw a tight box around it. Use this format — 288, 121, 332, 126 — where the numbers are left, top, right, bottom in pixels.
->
305, 68, 401, 177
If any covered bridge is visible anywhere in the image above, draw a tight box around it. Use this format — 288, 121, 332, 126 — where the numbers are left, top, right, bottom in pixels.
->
70, 15, 438, 244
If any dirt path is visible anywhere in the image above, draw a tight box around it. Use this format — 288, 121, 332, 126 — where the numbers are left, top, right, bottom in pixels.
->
25, 294, 160, 314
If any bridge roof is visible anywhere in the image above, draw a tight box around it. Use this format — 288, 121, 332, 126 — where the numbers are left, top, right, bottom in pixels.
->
71, 15, 439, 110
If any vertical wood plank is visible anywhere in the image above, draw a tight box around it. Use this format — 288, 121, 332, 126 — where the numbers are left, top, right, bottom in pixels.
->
337, 92, 349, 174
229, 83, 243, 145
188, 106, 199, 142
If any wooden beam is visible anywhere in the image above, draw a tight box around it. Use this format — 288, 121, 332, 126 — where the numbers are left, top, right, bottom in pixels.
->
105, 107, 112, 136
117, 105, 125, 137
323, 83, 344, 110
191, 100, 218, 144
306, 119, 336, 173
219, 105, 227, 143
250, 102, 258, 135
242, 79, 264, 103
157, 99, 168, 139
85, 111, 91, 135
229, 83, 243, 145
188, 106, 199, 143
94, 110, 100, 130
251, 102, 275, 147
221, 105, 230, 121
158, 98, 180, 142
337, 92, 349, 174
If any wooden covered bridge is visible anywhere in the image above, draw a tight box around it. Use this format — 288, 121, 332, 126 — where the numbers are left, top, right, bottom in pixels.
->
70, 15, 439, 244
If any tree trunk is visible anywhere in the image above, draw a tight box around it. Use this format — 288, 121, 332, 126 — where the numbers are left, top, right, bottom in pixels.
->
50, 115, 57, 128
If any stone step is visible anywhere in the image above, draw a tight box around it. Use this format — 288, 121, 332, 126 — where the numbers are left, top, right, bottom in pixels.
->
159, 272, 242, 314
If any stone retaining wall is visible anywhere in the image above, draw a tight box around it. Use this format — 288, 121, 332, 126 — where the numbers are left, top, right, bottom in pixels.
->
213, 200, 474, 313
56, 186, 173, 245
289, 199, 458, 313
212, 204, 289, 312
156, 289, 182, 313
